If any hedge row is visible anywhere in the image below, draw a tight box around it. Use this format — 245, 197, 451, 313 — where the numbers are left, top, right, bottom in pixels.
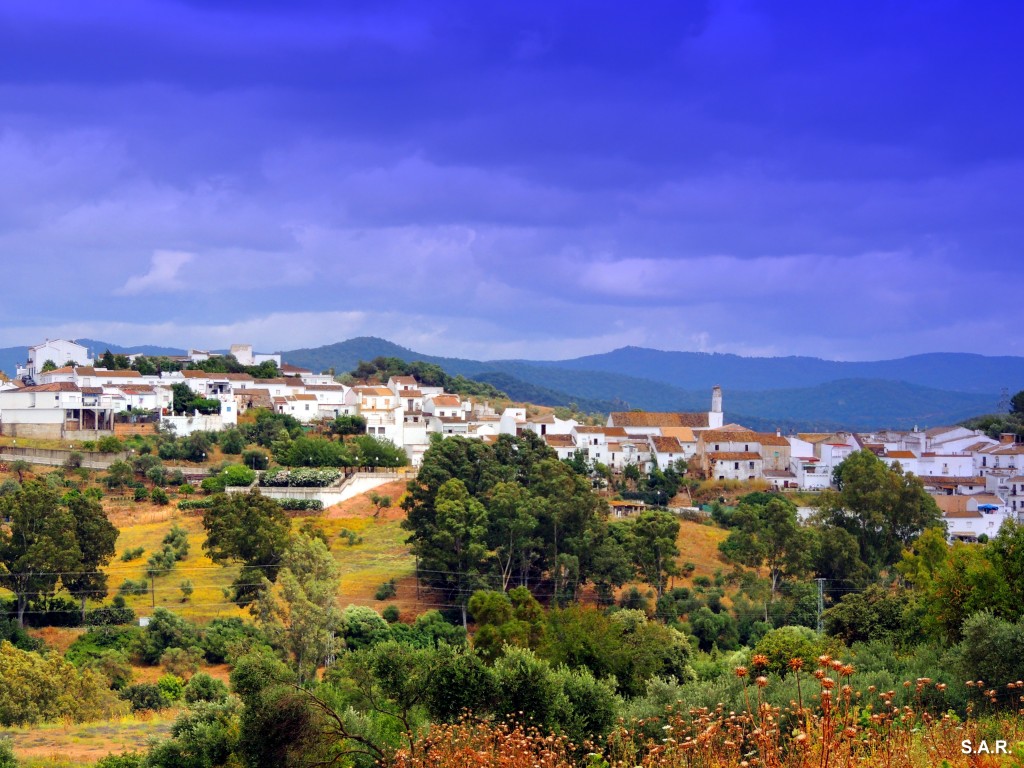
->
259, 467, 341, 487
276, 498, 324, 511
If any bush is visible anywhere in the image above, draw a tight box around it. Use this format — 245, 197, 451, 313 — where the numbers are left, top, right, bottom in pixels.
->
222, 464, 257, 487
752, 626, 825, 677
121, 546, 145, 562
183, 672, 229, 704
178, 497, 215, 510
157, 673, 185, 701
242, 448, 269, 470
276, 498, 324, 511
151, 487, 170, 505
375, 579, 397, 601
201, 475, 227, 494
219, 428, 247, 455
84, 597, 136, 626
84, 486, 103, 501
120, 682, 169, 712
201, 618, 267, 663
119, 578, 150, 597
160, 645, 205, 678
97, 435, 124, 453
140, 608, 200, 665
146, 465, 168, 487
64, 451, 84, 469
0, 737, 15, 768
134, 486, 149, 502
339, 605, 391, 651
382, 605, 400, 623
94, 753, 146, 768
260, 467, 340, 487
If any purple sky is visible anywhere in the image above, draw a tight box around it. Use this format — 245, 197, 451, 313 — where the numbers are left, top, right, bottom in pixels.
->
1, 1, 1021, 361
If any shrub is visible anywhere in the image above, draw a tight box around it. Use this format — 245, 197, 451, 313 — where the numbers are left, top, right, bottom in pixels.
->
140, 608, 200, 665
119, 578, 149, 597
222, 464, 257, 487
0, 737, 15, 768
120, 682, 169, 712
219, 428, 247, 455
121, 546, 145, 562
375, 579, 398, 601
178, 497, 215, 510
64, 451, 84, 469
752, 626, 824, 677
382, 605, 400, 623
201, 475, 227, 494
157, 673, 185, 701
133, 486, 149, 502
183, 672, 229, 704
84, 597, 136, 626
276, 498, 324, 511
242, 448, 269, 470
339, 605, 391, 651
94, 753, 146, 768
201, 617, 267, 663
146, 465, 168, 487
97, 435, 124, 453
84, 486, 103, 501
260, 467, 340, 487
151, 487, 170, 505
160, 645, 205, 678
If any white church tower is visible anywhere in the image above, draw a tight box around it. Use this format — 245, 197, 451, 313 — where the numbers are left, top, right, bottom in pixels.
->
709, 385, 724, 428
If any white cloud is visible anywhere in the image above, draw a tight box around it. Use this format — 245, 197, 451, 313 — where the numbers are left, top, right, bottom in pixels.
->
116, 250, 194, 295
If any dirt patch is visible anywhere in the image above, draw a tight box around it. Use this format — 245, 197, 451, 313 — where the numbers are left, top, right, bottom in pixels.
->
324, 480, 409, 520
27, 626, 85, 655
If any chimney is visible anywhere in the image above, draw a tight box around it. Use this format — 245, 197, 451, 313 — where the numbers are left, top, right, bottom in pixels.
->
776, 427, 781, 437
711, 385, 722, 414
1001, 433, 1016, 445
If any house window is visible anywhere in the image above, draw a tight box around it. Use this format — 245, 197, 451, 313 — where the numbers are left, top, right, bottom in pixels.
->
715, 444, 720, 451
734, 462, 739, 470
749, 461, 755, 469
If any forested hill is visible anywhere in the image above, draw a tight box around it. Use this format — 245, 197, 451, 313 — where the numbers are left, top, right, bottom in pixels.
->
281, 337, 1004, 430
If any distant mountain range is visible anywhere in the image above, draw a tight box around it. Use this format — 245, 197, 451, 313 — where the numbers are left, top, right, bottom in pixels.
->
1, 336, 1016, 431
280, 337, 1009, 431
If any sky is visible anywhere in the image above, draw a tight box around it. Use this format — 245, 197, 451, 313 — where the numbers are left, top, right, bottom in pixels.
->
0, 0, 1021, 361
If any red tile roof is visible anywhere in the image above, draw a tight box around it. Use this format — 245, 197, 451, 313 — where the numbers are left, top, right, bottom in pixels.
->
610, 411, 710, 428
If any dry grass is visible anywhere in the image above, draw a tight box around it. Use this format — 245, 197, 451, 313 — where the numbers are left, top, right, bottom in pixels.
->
1, 711, 174, 766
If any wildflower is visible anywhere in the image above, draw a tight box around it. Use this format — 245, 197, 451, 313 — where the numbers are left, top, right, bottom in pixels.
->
752, 654, 769, 669
735, 666, 749, 679
756, 676, 769, 688
788, 657, 804, 672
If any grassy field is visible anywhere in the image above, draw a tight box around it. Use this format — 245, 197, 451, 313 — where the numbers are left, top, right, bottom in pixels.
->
1, 712, 174, 767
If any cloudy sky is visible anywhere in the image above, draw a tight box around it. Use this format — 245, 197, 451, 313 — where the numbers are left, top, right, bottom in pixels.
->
1, 1, 1020, 361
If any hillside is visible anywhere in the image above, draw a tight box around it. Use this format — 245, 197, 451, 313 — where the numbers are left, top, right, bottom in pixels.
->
280, 337, 1001, 429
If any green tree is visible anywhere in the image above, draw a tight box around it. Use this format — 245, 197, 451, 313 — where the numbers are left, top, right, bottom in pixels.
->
254, 534, 342, 684
627, 510, 681, 597
422, 479, 490, 626
1011, 389, 1024, 415
40, 359, 57, 373
485, 481, 538, 590
0, 482, 82, 626
815, 450, 942, 575
63, 493, 119, 621
719, 496, 813, 600
104, 460, 135, 489
202, 490, 292, 606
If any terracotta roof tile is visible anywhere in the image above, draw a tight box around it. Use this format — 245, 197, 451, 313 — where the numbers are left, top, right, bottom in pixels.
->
610, 411, 710, 428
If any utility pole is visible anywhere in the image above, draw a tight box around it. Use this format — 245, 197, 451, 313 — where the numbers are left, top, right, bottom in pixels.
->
816, 578, 826, 633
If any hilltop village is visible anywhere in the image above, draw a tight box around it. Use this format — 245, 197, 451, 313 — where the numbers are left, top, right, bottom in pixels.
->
1, 338, 1018, 542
